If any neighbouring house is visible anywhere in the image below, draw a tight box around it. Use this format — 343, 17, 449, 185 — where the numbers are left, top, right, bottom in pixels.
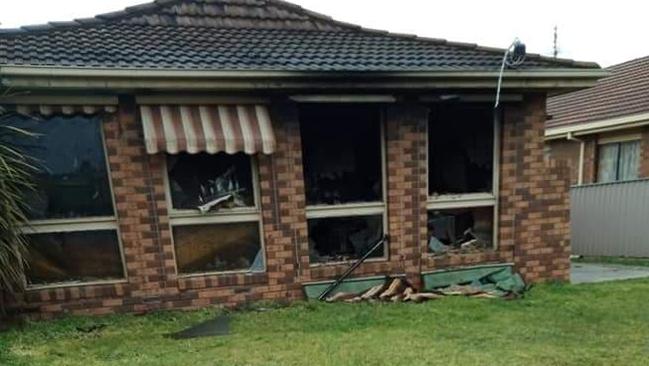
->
546, 56, 649, 258
546, 56, 649, 184
0, 0, 603, 318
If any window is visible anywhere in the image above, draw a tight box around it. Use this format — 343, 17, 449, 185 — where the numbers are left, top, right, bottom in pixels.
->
598, 140, 640, 183
25, 230, 123, 285
427, 103, 498, 253
427, 207, 494, 254
2, 114, 124, 286
300, 105, 386, 264
166, 152, 264, 275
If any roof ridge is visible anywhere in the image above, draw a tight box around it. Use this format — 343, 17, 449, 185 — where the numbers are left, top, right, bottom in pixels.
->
0, 0, 360, 35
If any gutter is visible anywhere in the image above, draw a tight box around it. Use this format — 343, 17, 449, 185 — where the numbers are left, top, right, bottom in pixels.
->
0, 65, 607, 79
0, 65, 607, 91
546, 112, 649, 140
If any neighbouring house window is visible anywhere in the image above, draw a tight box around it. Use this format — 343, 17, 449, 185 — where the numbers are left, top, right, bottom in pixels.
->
598, 140, 640, 183
427, 103, 498, 254
166, 153, 264, 275
2, 114, 124, 286
300, 105, 386, 264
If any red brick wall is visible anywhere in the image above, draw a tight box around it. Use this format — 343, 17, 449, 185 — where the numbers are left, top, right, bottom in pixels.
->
12, 95, 572, 318
501, 95, 571, 282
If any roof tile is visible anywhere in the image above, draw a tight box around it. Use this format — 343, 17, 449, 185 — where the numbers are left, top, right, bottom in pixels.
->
547, 56, 649, 128
0, 0, 599, 72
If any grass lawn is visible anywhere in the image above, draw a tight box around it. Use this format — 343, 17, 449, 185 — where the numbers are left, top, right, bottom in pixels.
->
573, 256, 649, 267
2, 280, 649, 366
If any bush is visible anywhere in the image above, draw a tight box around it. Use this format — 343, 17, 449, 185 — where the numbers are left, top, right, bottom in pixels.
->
0, 106, 36, 313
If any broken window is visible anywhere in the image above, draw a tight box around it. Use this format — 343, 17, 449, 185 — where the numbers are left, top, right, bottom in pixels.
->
173, 222, 263, 274
300, 105, 382, 205
428, 104, 494, 196
300, 104, 386, 264
167, 153, 254, 210
598, 140, 640, 182
0, 113, 124, 287
308, 215, 384, 264
427, 207, 494, 254
165, 153, 264, 275
25, 230, 124, 285
427, 103, 498, 252
5, 114, 114, 219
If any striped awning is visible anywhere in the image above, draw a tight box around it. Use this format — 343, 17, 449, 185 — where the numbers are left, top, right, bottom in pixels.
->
15, 105, 117, 116
140, 105, 276, 155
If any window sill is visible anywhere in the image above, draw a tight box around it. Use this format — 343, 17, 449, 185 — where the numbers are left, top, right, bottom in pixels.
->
427, 193, 496, 210
177, 271, 268, 289
305, 202, 385, 219
22, 216, 119, 234
26, 278, 128, 291
425, 247, 497, 258
177, 270, 266, 279
309, 256, 388, 268
169, 209, 261, 225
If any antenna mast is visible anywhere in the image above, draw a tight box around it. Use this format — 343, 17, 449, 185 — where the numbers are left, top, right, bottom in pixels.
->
553, 25, 558, 58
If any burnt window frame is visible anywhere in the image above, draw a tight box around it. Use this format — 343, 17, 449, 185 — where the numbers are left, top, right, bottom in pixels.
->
12, 112, 127, 289
163, 153, 266, 277
299, 103, 388, 266
426, 103, 501, 250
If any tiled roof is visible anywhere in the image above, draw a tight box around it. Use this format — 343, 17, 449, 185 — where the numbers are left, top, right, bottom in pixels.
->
547, 56, 649, 128
0, 0, 599, 72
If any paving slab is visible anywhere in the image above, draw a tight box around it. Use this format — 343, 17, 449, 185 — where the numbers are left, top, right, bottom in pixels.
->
571, 262, 649, 284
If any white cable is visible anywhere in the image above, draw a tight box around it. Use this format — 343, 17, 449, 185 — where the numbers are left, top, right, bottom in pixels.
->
495, 38, 526, 108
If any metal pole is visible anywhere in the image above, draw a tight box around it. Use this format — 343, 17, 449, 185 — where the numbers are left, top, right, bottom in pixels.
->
317, 235, 389, 301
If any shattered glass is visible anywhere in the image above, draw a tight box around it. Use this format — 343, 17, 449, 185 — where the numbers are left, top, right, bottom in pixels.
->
308, 215, 384, 264
427, 207, 494, 253
167, 153, 254, 211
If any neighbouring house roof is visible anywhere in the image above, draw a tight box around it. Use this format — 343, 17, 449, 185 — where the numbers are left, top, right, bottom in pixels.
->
0, 0, 598, 72
547, 56, 649, 133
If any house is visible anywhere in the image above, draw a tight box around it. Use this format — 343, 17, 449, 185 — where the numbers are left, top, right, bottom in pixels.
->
0, 0, 603, 318
546, 56, 649, 258
546, 56, 649, 184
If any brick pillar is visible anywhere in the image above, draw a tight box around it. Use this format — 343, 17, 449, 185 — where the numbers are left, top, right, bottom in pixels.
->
501, 95, 571, 283
259, 102, 306, 289
640, 127, 649, 178
104, 96, 177, 311
385, 104, 429, 288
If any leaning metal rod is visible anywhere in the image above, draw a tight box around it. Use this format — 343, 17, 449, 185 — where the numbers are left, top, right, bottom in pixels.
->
317, 235, 389, 301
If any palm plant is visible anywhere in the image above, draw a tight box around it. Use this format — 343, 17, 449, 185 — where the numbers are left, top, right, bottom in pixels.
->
0, 104, 36, 315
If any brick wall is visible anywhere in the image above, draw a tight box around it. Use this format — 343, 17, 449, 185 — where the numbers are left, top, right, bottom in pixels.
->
501, 95, 571, 282
12, 94, 572, 318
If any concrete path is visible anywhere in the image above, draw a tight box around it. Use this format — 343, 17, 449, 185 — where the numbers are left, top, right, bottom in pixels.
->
571, 262, 649, 284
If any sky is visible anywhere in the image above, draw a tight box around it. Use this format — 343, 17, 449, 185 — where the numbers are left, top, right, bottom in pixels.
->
1, 0, 648, 67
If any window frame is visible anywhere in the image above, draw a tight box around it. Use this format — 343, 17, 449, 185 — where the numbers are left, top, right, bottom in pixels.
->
163, 155, 266, 278
20, 124, 127, 290
302, 108, 389, 266
426, 105, 501, 250
597, 134, 642, 183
